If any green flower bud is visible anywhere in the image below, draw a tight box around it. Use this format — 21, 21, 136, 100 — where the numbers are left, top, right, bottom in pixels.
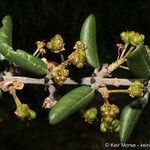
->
100, 103, 111, 114
128, 80, 143, 97
51, 65, 69, 85
120, 31, 130, 46
130, 32, 145, 46
100, 103, 119, 116
46, 34, 65, 53
110, 104, 119, 115
29, 110, 36, 120
145, 45, 150, 58
83, 107, 98, 124
104, 114, 114, 123
111, 119, 121, 132
15, 104, 36, 121
100, 121, 110, 133
147, 49, 150, 55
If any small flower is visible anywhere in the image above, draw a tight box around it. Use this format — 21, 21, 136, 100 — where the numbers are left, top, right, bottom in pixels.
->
36, 41, 45, 50
68, 41, 86, 68
82, 107, 98, 124
130, 32, 145, 46
128, 80, 143, 97
51, 65, 69, 85
46, 34, 65, 53
73, 41, 86, 51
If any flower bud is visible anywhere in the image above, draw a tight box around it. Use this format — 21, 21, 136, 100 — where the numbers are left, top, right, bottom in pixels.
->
111, 119, 121, 132
145, 45, 150, 57
29, 110, 36, 120
100, 121, 110, 133
104, 114, 114, 123
110, 104, 119, 115
120, 31, 130, 46
100, 103, 111, 114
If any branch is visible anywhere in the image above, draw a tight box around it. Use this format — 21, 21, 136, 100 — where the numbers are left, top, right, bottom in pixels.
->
2, 76, 150, 88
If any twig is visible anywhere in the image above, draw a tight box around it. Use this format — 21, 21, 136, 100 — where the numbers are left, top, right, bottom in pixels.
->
2, 76, 150, 87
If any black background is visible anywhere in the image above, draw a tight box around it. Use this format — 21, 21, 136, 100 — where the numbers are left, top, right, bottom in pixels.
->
0, 0, 150, 150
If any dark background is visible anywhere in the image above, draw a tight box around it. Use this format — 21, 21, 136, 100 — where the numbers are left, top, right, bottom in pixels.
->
0, 0, 150, 150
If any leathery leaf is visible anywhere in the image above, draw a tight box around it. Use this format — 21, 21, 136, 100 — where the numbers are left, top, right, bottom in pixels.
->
0, 15, 12, 46
80, 14, 100, 68
49, 86, 95, 125
0, 43, 47, 75
0, 15, 12, 61
120, 93, 148, 143
0, 15, 47, 75
127, 44, 150, 78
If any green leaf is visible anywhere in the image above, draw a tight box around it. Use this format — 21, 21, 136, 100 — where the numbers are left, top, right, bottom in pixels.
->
0, 15, 12, 62
0, 15, 47, 75
127, 44, 150, 78
80, 14, 100, 68
120, 95, 148, 143
49, 86, 95, 125
0, 15, 12, 46
0, 43, 47, 75
10, 49, 47, 75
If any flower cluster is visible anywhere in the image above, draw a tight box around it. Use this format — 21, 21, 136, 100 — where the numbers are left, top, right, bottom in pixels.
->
100, 103, 120, 133
46, 34, 65, 53
120, 31, 144, 46
68, 41, 86, 68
